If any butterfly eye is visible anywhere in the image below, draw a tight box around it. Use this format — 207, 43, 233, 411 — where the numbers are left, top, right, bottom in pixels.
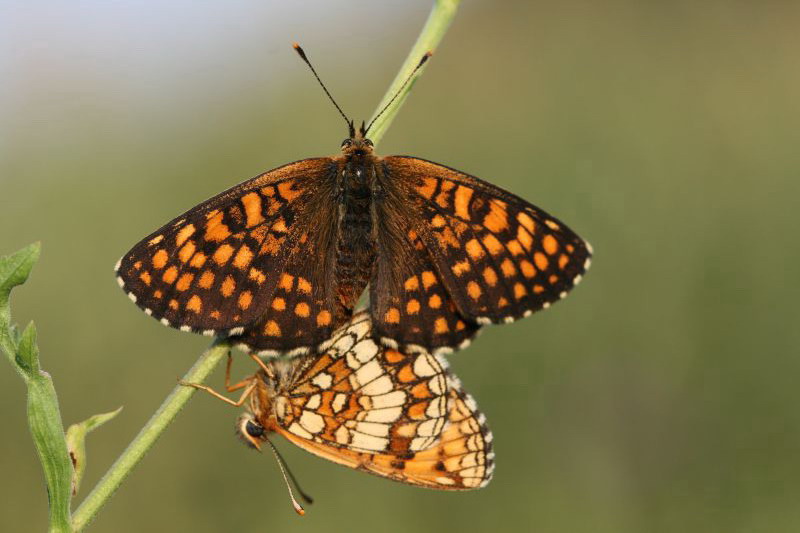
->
245, 420, 265, 437
364, 138, 374, 147
341, 138, 353, 148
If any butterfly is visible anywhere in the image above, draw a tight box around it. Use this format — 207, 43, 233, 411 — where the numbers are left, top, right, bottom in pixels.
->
116, 44, 592, 356
181, 313, 494, 514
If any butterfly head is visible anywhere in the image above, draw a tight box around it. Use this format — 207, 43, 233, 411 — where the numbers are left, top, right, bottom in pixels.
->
237, 412, 267, 450
341, 120, 374, 157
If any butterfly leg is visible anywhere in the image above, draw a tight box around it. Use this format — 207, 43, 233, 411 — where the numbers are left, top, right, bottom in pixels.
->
222, 352, 253, 392
179, 353, 256, 407
248, 352, 276, 381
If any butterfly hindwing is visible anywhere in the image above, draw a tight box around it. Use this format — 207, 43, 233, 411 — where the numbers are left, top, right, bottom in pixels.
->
116, 158, 341, 349
272, 314, 494, 490
369, 215, 480, 354
276, 314, 450, 454
384, 156, 592, 325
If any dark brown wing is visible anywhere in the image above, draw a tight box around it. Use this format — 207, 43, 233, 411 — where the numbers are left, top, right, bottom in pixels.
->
381, 156, 591, 333
116, 158, 341, 353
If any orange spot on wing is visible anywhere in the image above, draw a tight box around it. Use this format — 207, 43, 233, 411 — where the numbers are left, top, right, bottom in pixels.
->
297, 277, 312, 294
417, 177, 438, 199
221, 275, 235, 297
204, 212, 231, 242
558, 254, 569, 269
153, 290, 163, 299
404, 276, 419, 291
483, 201, 508, 232
316, 310, 332, 326
517, 226, 533, 251
162, 266, 178, 284
421, 271, 437, 289
408, 401, 429, 420
543, 234, 559, 255
241, 192, 265, 227
482, 267, 498, 287
428, 294, 442, 309
498, 296, 508, 307
384, 308, 400, 324
152, 249, 168, 269
277, 181, 302, 201
500, 258, 516, 277
272, 297, 286, 311
517, 212, 536, 232
454, 185, 474, 219
238, 291, 253, 310
279, 273, 294, 291
534, 252, 549, 270
465, 239, 484, 260
210, 310, 221, 320
506, 240, 524, 256
133, 261, 142, 270
175, 224, 196, 247
467, 281, 482, 300
264, 320, 281, 336
213, 244, 235, 265
406, 299, 420, 315
178, 241, 196, 263
548, 274, 559, 284
249, 268, 266, 284
384, 349, 405, 363
295, 302, 310, 317
431, 214, 446, 228
520, 260, 536, 278
411, 381, 431, 399
451, 260, 471, 277
186, 295, 202, 313
169, 299, 179, 310
514, 283, 527, 299
149, 235, 164, 245
398, 364, 416, 382
189, 252, 207, 268
198, 271, 214, 289
176, 272, 194, 291
434, 317, 449, 334
233, 245, 253, 269
534, 284, 545, 294
139, 271, 152, 285
482, 234, 504, 255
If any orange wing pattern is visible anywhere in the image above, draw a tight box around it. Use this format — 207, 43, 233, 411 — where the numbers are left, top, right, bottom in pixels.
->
116, 158, 341, 353
277, 376, 494, 490
384, 156, 591, 328
274, 313, 450, 455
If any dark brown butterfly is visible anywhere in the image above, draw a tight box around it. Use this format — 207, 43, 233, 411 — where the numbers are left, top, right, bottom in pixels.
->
116, 45, 592, 356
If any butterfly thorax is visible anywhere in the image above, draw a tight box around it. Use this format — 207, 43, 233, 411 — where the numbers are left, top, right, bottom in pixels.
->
333, 137, 379, 320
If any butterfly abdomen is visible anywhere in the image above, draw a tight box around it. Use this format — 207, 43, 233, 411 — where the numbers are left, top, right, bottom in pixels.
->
333, 158, 377, 321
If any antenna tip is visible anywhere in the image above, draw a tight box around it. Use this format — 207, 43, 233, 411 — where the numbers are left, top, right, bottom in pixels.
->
293, 503, 306, 516
293, 43, 307, 60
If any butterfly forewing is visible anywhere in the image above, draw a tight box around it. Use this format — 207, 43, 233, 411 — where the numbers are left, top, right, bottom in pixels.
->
384, 156, 592, 326
116, 158, 341, 349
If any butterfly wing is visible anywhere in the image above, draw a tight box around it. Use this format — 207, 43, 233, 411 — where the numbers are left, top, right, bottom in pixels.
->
276, 313, 450, 454
277, 377, 494, 490
383, 156, 591, 328
116, 158, 341, 353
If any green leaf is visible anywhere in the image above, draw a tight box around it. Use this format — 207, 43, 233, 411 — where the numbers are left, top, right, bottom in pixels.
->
66, 407, 124, 496
0, 242, 41, 373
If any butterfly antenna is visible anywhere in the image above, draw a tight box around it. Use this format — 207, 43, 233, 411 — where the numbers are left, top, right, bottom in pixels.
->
293, 43, 352, 135
265, 438, 314, 516
365, 51, 432, 135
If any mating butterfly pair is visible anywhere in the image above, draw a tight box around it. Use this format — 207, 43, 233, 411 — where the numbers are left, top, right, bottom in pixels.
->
115, 45, 590, 511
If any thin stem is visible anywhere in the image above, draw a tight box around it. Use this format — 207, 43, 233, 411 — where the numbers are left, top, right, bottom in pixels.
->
366, 0, 462, 146
71, 341, 230, 532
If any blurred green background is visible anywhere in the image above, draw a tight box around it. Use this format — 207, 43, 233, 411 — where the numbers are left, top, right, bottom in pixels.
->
2, 1, 799, 531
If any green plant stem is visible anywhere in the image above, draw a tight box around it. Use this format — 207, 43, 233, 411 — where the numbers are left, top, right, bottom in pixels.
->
367, 0, 462, 146
71, 342, 229, 532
